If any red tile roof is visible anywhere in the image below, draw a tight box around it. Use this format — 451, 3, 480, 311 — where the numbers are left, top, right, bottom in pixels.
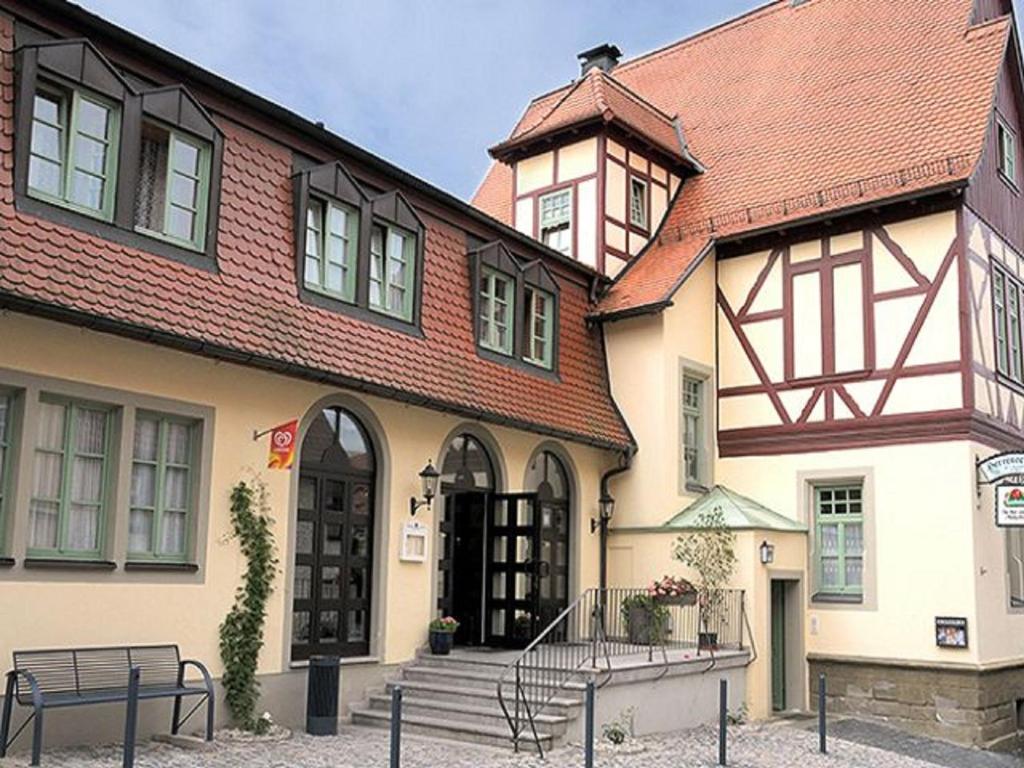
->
490, 68, 689, 165
474, 0, 1012, 317
0, 17, 632, 451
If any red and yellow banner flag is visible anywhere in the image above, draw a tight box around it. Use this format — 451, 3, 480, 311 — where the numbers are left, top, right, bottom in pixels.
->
267, 420, 299, 470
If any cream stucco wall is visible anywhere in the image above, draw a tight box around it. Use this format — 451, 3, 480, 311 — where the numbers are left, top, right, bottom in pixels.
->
0, 312, 613, 681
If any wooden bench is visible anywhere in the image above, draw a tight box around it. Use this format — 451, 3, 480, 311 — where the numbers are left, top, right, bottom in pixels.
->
0, 644, 214, 766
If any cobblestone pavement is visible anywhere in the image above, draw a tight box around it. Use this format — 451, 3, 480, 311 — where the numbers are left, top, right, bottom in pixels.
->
3, 720, 1010, 768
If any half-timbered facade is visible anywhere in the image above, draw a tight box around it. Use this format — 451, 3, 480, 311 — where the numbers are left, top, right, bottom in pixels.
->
476, 0, 1024, 750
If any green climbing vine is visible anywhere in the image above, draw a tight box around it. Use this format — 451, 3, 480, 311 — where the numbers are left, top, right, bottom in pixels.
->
219, 477, 278, 733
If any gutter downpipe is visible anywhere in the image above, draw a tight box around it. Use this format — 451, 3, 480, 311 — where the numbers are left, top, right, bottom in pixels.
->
597, 448, 635, 639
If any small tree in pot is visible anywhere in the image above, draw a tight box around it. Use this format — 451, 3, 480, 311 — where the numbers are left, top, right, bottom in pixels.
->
673, 507, 736, 650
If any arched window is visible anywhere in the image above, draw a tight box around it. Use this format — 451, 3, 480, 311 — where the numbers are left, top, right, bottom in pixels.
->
439, 434, 494, 493
526, 450, 571, 626
291, 407, 376, 661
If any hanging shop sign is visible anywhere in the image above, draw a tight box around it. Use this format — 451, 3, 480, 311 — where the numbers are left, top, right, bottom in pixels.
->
935, 617, 968, 649
976, 453, 1024, 527
977, 452, 1024, 484
254, 419, 299, 470
996, 485, 1024, 527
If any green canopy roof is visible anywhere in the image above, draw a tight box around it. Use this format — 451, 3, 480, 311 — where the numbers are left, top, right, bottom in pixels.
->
664, 485, 806, 532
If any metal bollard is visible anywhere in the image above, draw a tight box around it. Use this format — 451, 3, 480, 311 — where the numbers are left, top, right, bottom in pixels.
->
818, 673, 827, 754
122, 666, 141, 768
390, 685, 402, 768
584, 680, 595, 768
718, 678, 727, 766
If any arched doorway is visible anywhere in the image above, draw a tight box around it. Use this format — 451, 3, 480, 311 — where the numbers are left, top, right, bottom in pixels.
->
291, 406, 376, 661
436, 434, 496, 646
525, 450, 572, 629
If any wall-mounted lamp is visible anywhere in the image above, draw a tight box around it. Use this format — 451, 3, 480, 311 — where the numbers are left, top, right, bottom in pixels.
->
759, 540, 775, 566
410, 460, 440, 516
590, 492, 615, 534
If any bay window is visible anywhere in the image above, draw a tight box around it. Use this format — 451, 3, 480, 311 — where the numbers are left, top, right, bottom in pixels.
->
29, 399, 113, 558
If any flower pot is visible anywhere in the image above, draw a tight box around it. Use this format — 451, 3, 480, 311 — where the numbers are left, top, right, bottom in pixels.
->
626, 606, 664, 645
698, 631, 718, 651
429, 629, 454, 655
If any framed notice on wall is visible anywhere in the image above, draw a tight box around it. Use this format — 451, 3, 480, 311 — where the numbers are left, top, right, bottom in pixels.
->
935, 617, 968, 649
400, 521, 428, 563
996, 484, 1024, 527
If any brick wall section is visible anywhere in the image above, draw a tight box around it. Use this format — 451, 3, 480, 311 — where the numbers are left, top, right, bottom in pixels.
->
809, 657, 1024, 748
0, 12, 630, 450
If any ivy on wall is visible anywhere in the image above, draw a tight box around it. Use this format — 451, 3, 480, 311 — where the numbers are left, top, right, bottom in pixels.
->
219, 478, 278, 733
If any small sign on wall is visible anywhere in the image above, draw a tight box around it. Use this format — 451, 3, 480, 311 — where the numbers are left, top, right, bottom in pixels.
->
400, 521, 428, 563
996, 485, 1024, 527
935, 617, 968, 649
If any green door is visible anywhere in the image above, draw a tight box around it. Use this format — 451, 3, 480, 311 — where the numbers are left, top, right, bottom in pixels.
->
770, 580, 786, 712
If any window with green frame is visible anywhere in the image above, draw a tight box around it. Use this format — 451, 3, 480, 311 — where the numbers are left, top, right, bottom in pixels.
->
28, 399, 113, 559
134, 121, 212, 251
28, 84, 120, 220
369, 223, 416, 320
304, 198, 358, 302
128, 414, 195, 561
479, 267, 515, 355
0, 393, 11, 546
524, 286, 553, 368
814, 484, 864, 599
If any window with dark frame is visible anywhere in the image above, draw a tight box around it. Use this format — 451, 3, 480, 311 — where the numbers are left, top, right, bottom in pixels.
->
998, 118, 1018, 186
992, 263, 1024, 383
630, 176, 648, 229
539, 189, 572, 255
128, 414, 196, 562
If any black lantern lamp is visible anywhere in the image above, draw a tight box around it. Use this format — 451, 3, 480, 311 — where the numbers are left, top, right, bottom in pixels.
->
759, 539, 775, 565
410, 460, 440, 516
591, 492, 615, 533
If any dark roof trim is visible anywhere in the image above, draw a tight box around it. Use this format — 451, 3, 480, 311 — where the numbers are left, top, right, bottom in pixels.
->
590, 299, 674, 323
20, 0, 606, 284
0, 293, 632, 452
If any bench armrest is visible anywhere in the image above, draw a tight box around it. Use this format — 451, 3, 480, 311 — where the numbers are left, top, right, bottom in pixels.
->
178, 660, 214, 695
5, 670, 43, 710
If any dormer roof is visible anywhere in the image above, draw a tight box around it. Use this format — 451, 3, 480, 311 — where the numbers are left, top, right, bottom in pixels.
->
488, 68, 700, 171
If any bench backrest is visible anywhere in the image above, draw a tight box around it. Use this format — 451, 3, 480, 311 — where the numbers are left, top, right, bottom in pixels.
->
12, 645, 182, 701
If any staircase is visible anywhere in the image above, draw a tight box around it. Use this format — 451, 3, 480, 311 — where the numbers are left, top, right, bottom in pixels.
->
350, 649, 586, 751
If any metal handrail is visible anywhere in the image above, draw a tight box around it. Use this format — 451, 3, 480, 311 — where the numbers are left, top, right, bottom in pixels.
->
495, 586, 747, 755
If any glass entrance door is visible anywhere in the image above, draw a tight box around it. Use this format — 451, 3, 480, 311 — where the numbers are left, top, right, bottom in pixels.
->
485, 493, 539, 648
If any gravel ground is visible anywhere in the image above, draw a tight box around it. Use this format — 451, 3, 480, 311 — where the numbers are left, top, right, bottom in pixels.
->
0, 721, 987, 768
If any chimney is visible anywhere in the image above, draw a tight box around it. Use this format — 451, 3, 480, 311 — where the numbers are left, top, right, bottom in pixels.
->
577, 44, 622, 76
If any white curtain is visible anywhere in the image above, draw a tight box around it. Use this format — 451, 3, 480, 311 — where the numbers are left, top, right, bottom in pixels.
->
29, 402, 65, 550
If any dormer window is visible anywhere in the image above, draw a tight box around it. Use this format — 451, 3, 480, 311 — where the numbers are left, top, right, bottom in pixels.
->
524, 286, 554, 368
998, 117, 1017, 188
369, 223, 416, 321
304, 198, 358, 302
472, 242, 560, 373
539, 189, 572, 255
629, 176, 648, 229
479, 267, 515, 354
29, 85, 119, 220
134, 122, 212, 251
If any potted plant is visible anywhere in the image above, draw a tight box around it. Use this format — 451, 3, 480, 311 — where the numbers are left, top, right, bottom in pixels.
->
673, 507, 736, 651
620, 594, 669, 646
428, 616, 459, 655
649, 574, 698, 606
512, 613, 534, 647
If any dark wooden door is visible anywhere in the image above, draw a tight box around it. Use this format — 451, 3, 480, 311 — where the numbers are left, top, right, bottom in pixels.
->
291, 471, 374, 661
771, 580, 787, 711
485, 493, 540, 648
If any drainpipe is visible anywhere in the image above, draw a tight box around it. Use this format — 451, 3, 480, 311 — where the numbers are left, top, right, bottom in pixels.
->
597, 448, 635, 594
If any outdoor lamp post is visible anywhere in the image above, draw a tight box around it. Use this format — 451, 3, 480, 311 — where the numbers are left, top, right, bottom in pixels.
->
410, 460, 440, 516
592, 492, 615, 596
759, 539, 775, 565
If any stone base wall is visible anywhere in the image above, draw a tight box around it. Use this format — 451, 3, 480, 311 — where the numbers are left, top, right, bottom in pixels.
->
808, 657, 1024, 749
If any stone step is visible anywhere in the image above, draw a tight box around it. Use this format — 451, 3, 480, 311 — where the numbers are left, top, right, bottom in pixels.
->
400, 664, 588, 693
365, 693, 571, 735
383, 678, 583, 713
350, 706, 554, 752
